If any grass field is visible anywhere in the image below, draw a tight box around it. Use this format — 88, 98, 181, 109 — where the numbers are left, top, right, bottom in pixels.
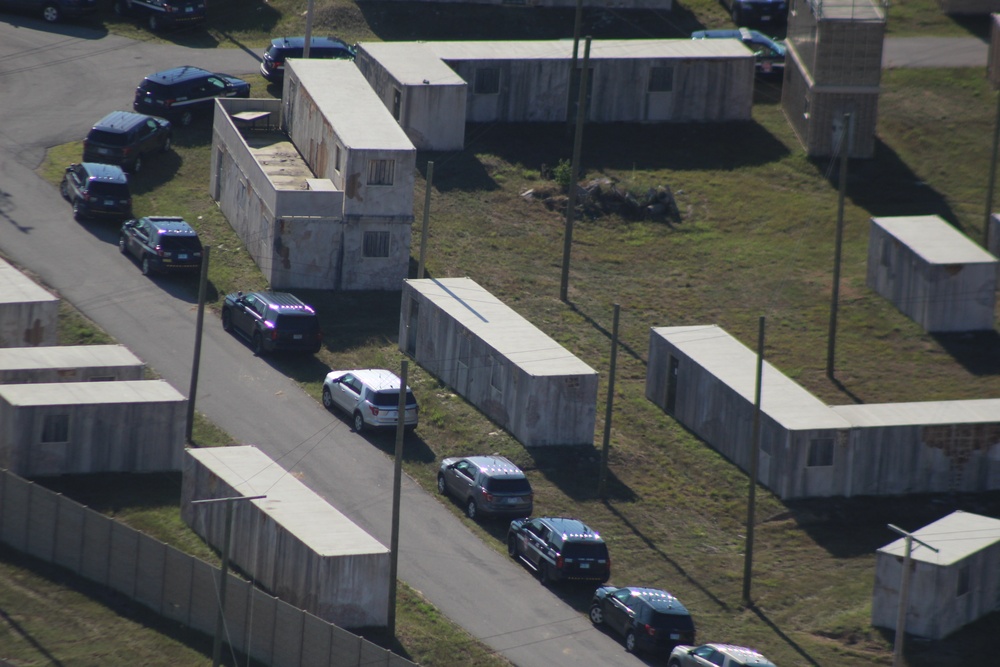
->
8, 1, 1000, 665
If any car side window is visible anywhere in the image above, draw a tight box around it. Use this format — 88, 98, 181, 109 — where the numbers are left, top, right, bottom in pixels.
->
206, 77, 226, 93
243, 294, 257, 312
612, 589, 632, 605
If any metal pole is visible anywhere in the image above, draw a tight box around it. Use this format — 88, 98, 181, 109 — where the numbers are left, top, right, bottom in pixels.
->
597, 304, 620, 499
742, 315, 765, 606
827, 114, 849, 379
568, 0, 582, 134
559, 36, 590, 303
417, 162, 434, 279
888, 524, 939, 667
303, 0, 314, 58
984, 90, 1000, 248
186, 246, 210, 442
387, 360, 408, 637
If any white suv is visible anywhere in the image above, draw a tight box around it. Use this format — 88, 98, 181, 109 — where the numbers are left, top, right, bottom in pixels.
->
322, 369, 418, 433
668, 644, 776, 667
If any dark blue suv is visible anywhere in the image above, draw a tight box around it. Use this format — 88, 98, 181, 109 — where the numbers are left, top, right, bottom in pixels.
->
60, 163, 132, 222
590, 586, 696, 655
508, 516, 611, 585
113, 0, 205, 31
134, 66, 250, 127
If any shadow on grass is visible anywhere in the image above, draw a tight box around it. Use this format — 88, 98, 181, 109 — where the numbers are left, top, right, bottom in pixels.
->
947, 13, 993, 41
567, 299, 647, 366
747, 603, 821, 667
527, 445, 637, 504
930, 330, 1000, 376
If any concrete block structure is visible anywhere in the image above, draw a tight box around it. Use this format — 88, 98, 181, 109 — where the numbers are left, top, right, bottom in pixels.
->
400, 277, 598, 446
0, 380, 186, 477
781, 0, 887, 158
209, 59, 416, 290
181, 446, 391, 628
866, 215, 997, 333
872, 511, 1000, 639
0, 345, 144, 384
0, 257, 59, 348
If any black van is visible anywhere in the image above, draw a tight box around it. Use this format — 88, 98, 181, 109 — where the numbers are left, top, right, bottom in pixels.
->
259, 36, 356, 83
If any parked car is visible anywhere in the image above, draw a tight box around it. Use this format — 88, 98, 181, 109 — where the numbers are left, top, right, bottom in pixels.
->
113, 0, 205, 31
322, 369, 418, 433
590, 586, 696, 655
668, 643, 777, 667
437, 455, 533, 520
119, 216, 203, 275
133, 66, 250, 127
720, 0, 787, 26
507, 516, 610, 585
692, 28, 786, 76
259, 35, 356, 83
83, 111, 172, 174
0, 0, 97, 22
59, 163, 132, 221
221, 291, 322, 355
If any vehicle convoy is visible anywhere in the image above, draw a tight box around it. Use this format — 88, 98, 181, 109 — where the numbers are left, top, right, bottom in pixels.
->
119, 216, 203, 275
114, 0, 205, 31
507, 516, 611, 585
259, 35, 356, 82
221, 291, 323, 355
590, 586, 696, 655
83, 111, 172, 174
0, 0, 97, 23
133, 66, 250, 127
60, 163, 133, 221
437, 455, 533, 520
668, 643, 777, 667
322, 368, 418, 433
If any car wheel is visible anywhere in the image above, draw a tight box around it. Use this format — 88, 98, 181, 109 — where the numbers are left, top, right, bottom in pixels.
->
131, 156, 142, 174
507, 534, 518, 558
625, 631, 637, 654
162, 135, 172, 152
352, 411, 365, 433
59, 180, 69, 200
539, 563, 553, 587
179, 111, 194, 127
148, 14, 159, 31
589, 604, 604, 626
322, 386, 334, 411
252, 332, 265, 356
141, 256, 151, 276
668, 660, 683, 667
221, 309, 232, 332
465, 498, 477, 520
436, 475, 446, 495
118, 236, 127, 254
41, 3, 60, 22
72, 202, 84, 221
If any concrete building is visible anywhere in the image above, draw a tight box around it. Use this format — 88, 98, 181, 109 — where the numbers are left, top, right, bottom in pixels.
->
0, 345, 144, 384
209, 58, 416, 290
872, 511, 1000, 639
866, 215, 997, 333
181, 446, 391, 628
400, 277, 598, 447
356, 39, 756, 151
0, 380, 186, 477
781, 0, 886, 158
0, 256, 59, 348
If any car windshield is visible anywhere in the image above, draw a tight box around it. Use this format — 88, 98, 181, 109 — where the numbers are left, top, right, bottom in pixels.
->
87, 130, 128, 146
88, 182, 129, 197
273, 314, 319, 334
372, 390, 416, 407
648, 610, 695, 631
485, 478, 531, 494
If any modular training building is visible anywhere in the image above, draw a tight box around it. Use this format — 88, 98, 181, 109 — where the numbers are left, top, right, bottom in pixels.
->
872, 511, 1000, 639
0, 345, 144, 384
355, 39, 755, 151
866, 215, 998, 333
0, 257, 59, 348
0, 380, 186, 477
181, 446, 391, 628
400, 277, 598, 447
645, 325, 1000, 499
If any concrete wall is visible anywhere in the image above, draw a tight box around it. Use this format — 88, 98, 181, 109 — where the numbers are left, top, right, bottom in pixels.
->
400, 277, 598, 446
866, 215, 998, 332
181, 446, 391, 628
0, 258, 59, 348
0, 345, 144, 384
0, 380, 186, 476
990, 212, 1000, 258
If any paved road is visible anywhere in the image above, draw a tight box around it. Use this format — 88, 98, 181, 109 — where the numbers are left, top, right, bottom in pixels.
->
882, 35, 989, 68
0, 16, 643, 667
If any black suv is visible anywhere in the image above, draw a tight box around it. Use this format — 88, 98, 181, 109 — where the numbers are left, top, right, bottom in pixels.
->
259, 36, 356, 83
221, 291, 323, 355
508, 516, 611, 585
83, 111, 172, 174
133, 66, 250, 127
113, 0, 205, 31
438, 455, 533, 520
590, 586, 696, 655
59, 163, 132, 221
119, 216, 203, 275
0, 0, 97, 23
723, 0, 787, 25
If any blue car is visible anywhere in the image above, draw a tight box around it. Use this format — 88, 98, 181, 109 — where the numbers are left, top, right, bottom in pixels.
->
692, 28, 786, 76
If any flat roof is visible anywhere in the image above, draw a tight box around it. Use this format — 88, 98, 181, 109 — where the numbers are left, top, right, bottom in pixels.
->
287, 59, 416, 151
358, 42, 467, 86
425, 38, 753, 61
0, 379, 184, 406
187, 446, 388, 557
832, 399, 1000, 426
652, 325, 850, 431
0, 345, 143, 371
0, 257, 59, 305
813, 0, 886, 21
871, 215, 997, 265
405, 277, 597, 377
878, 511, 1000, 566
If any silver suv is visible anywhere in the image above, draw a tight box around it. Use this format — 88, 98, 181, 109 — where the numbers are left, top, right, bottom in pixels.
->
322, 369, 418, 433
437, 455, 533, 520
668, 644, 776, 667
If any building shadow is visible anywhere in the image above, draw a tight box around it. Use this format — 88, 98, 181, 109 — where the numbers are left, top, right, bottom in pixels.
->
746, 602, 821, 667
930, 330, 1000, 376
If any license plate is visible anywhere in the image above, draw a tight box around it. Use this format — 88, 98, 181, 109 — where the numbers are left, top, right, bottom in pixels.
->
579, 563, 590, 569
503, 497, 519, 504
185, 6, 193, 11
178, 254, 188, 260
104, 200, 114, 206
762, 15, 772, 20
98, 148, 110, 155
293, 334, 303, 340
670, 633, 681, 640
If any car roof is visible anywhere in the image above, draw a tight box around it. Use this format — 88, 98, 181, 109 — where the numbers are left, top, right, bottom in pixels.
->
459, 455, 525, 476
538, 517, 602, 540
142, 216, 197, 234
269, 35, 353, 50
343, 368, 409, 391
248, 291, 316, 313
145, 66, 214, 85
692, 28, 785, 52
79, 162, 128, 182
710, 644, 776, 667
620, 587, 690, 613
92, 111, 157, 132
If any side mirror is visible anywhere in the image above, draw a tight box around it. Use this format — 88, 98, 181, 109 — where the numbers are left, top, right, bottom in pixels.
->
123, 220, 135, 228
65, 165, 74, 173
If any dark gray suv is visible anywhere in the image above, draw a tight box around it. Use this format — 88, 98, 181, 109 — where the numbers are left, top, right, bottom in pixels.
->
508, 516, 611, 585
437, 455, 533, 520
83, 111, 172, 174
221, 291, 322, 355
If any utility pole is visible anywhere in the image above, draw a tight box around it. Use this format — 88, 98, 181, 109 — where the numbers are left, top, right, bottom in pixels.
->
186, 246, 210, 442
827, 113, 849, 379
742, 315, 765, 607
418, 162, 434, 279
387, 360, 409, 637
559, 36, 591, 303
597, 303, 620, 499
303, 0, 314, 58
984, 90, 1000, 249
887, 524, 939, 667
192, 494, 266, 667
